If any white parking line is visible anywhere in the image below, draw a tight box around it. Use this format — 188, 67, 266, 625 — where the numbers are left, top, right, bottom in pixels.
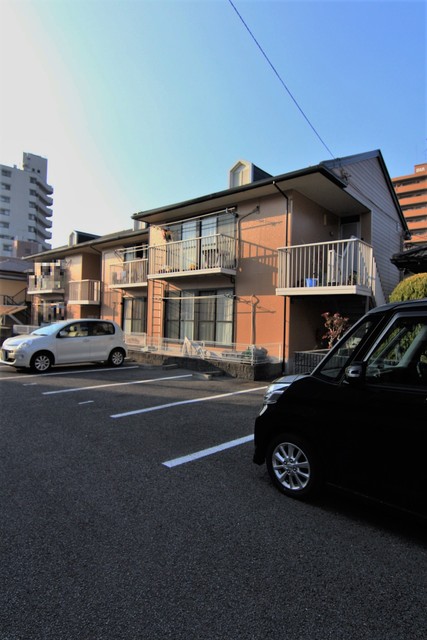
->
163, 434, 253, 467
0, 365, 139, 381
43, 374, 193, 395
111, 387, 267, 418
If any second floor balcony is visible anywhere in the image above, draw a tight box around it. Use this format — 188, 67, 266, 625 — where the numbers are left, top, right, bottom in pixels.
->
276, 238, 375, 297
27, 274, 65, 295
110, 258, 148, 288
148, 234, 237, 279
68, 280, 101, 305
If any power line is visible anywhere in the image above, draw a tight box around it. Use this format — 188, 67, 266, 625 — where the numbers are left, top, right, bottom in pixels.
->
228, 0, 335, 160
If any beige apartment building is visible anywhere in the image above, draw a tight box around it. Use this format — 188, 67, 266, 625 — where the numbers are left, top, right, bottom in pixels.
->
26, 150, 408, 377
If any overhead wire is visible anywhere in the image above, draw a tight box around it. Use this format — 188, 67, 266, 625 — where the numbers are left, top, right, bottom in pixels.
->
227, 0, 335, 160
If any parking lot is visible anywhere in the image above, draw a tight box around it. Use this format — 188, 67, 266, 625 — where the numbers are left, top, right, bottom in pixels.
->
1, 361, 426, 640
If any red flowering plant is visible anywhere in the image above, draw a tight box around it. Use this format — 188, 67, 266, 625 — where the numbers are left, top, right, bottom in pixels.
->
321, 312, 350, 349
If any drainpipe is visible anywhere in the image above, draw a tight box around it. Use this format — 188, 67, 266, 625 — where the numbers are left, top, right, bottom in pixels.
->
273, 181, 289, 372
236, 206, 260, 348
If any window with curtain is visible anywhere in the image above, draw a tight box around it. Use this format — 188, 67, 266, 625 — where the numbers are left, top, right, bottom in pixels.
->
123, 297, 147, 333
164, 288, 234, 344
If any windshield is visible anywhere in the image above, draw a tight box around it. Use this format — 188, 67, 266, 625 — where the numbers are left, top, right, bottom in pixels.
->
315, 319, 374, 380
32, 323, 65, 336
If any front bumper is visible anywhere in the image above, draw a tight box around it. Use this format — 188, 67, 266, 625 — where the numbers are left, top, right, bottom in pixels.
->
0, 347, 29, 367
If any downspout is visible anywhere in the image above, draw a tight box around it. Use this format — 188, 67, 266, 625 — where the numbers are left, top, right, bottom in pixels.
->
236, 205, 260, 347
89, 244, 105, 320
273, 182, 289, 372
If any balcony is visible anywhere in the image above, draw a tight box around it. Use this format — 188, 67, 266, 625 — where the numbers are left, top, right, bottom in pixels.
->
276, 239, 374, 297
27, 275, 65, 294
148, 234, 237, 279
68, 280, 101, 305
110, 258, 148, 288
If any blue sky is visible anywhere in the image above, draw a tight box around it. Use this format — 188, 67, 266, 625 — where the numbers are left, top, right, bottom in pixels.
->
1, 0, 426, 247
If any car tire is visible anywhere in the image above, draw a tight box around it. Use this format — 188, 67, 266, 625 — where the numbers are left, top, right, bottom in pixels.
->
265, 433, 322, 500
108, 348, 125, 367
30, 351, 53, 373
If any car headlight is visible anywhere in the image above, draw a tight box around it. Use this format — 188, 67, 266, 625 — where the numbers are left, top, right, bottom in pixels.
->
16, 340, 33, 350
263, 381, 292, 405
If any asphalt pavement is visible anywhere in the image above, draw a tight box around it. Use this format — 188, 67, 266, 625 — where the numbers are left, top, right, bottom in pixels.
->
1, 363, 426, 640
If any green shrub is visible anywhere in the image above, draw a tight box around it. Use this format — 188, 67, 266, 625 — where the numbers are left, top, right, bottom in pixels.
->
389, 273, 427, 302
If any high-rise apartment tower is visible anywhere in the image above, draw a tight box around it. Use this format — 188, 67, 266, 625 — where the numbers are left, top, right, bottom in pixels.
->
0, 152, 53, 257
392, 163, 427, 248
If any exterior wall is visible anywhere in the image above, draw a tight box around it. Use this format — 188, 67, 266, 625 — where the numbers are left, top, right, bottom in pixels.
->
328, 156, 404, 300
101, 249, 124, 324
234, 195, 286, 347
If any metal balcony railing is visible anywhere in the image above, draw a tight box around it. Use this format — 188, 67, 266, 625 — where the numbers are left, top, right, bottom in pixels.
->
277, 238, 374, 293
110, 258, 148, 287
148, 234, 237, 277
68, 280, 101, 304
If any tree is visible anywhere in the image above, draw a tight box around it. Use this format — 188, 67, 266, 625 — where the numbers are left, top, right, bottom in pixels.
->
389, 273, 427, 302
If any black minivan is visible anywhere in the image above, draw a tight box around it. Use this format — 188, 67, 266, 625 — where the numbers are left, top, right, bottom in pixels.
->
253, 298, 427, 517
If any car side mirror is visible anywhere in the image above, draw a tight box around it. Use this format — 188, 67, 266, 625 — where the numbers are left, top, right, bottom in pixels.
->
58, 330, 68, 338
345, 362, 365, 385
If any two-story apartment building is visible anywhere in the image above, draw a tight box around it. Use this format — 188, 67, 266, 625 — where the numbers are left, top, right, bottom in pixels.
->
26, 150, 407, 377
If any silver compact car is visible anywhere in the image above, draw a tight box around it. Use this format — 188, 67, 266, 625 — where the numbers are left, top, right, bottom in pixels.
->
0, 319, 127, 372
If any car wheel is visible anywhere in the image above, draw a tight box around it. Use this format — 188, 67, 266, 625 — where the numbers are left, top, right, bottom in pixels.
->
108, 348, 125, 367
265, 433, 322, 500
30, 351, 53, 373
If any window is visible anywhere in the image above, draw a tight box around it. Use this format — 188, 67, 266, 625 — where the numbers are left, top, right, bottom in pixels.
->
0, 221, 9, 229
1, 169, 12, 177
1, 183, 11, 191
0, 196, 10, 203
0, 209, 10, 216
164, 289, 234, 344
123, 297, 147, 334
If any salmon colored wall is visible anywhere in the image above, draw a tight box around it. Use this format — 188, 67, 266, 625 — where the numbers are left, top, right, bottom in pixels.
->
81, 253, 101, 279
102, 249, 123, 323
234, 195, 287, 349
66, 255, 83, 283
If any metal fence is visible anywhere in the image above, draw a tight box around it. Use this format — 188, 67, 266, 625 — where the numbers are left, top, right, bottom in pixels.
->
125, 333, 282, 365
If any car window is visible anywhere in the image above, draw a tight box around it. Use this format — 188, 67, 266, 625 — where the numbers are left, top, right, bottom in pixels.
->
316, 319, 374, 381
365, 314, 427, 387
91, 322, 114, 336
59, 322, 90, 338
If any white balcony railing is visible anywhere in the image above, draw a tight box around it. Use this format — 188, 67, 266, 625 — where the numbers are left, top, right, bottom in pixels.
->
68, 280, 101, 304
27, 275, 65, 294
277, 239, 374, 293
110, 258, 148, 287
148, 234, 237, 277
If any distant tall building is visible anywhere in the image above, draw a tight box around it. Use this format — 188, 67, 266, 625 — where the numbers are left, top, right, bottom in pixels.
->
392, 163, 427, 248
0, 152, 53, 257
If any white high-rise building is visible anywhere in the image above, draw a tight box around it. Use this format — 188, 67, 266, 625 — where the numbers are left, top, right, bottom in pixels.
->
0, 152, 53, 257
